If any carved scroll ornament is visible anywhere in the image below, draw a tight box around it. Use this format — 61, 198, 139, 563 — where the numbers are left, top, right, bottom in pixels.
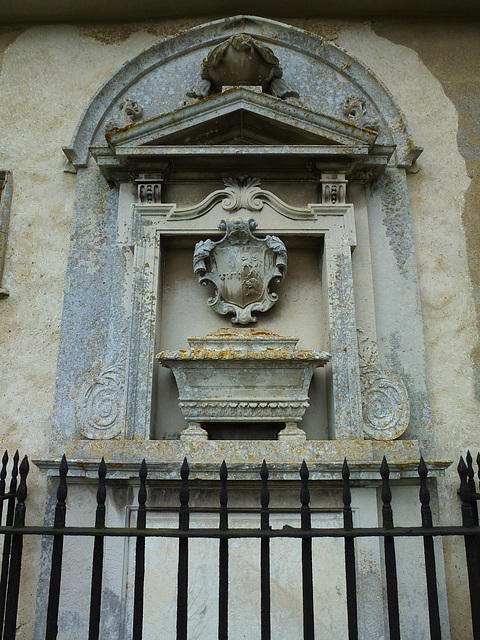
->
78, 365, 124, 439
193, 218, 287, 325
163, 176, 317, 221
358, 335, 410, 440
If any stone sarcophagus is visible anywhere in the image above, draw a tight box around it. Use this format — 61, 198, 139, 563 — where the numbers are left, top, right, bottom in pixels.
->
156, 328, 330, 440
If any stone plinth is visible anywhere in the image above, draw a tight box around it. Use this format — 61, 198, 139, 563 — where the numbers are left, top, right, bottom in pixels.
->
156, 329, 330, 441
35, 438, 450, 482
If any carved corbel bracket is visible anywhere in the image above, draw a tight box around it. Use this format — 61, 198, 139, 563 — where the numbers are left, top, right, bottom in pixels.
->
320, 173, 348, 205
136, 173, 164, 204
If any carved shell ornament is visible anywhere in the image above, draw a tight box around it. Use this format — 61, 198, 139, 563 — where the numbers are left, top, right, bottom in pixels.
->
187, 34, 299, 100
193, 217, 287, 325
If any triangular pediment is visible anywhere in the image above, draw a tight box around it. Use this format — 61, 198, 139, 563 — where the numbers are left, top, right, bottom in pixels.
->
106, 87, 377, 150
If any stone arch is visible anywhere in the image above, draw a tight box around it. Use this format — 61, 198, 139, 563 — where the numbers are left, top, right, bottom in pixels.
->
64, 15, 420, 169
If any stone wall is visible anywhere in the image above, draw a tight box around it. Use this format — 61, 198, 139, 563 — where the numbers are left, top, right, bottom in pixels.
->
0, 18, 478, 638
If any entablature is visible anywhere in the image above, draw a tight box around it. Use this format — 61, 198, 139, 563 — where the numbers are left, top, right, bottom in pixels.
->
91, 144, 395, 184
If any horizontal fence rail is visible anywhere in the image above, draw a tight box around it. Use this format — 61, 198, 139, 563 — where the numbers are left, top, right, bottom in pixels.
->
0, 452, 479, 640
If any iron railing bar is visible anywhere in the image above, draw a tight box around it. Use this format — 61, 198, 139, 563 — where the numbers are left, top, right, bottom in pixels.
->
300, 461, 314, 640
342, 459, 358, 640
0, 453, 8, 526
176, 458, 189, 640
0, 452, 18, 638
458, 456, 480, 639
218, 461, 228, 640
0, 494, 18, 502
0, 525, 479, 537
418, 458, 442, 640
3, 456, 28, 640
381, 458, 400, 640
466, 452, 479, 526
260, 461, 271, 640
127, 507, 341, 514
45, 455, 68, 640
132, 460, 147, 640
88, 459, 106, 640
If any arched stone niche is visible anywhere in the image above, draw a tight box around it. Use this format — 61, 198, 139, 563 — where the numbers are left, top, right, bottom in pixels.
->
50, 16, 433, 471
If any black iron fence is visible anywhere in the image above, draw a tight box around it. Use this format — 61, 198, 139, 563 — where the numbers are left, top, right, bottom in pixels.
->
0, 451, 479, 639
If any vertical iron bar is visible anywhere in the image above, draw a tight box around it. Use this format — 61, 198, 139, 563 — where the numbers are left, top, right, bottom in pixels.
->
218, 461, 228, 640
476, 452, 480, 492
132, 459, 148, 640
300, 460, 314, 640
0, 451, 8, 640
3, 455, 28, 640
45, 455, 69, 640
0, 452, 8, 525
476, 452, 480, 575
342, 459, 358, 640
466, 451, 478, 526
88, 458, 107, 640
458, 456, 480, 639
260, 460, 271, 640
0, 451, 18, 637
176, 458, 189, 640
380, 457, 400, 640
418, 457, 441, 640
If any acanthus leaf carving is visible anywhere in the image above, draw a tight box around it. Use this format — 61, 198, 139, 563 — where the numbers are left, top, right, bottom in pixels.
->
341, 94, 379, 132
222, 176, 263, 212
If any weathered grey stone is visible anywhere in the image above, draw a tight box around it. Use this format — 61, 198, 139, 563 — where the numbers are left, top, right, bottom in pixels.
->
193, 217, 287, 324
186, 33, 299, 101
0, 170, 12, 300
157, 328, 330, 439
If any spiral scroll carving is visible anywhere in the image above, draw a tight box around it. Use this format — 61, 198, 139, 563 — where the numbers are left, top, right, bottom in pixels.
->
360, 369, 410, 441
79, 365, 124, 440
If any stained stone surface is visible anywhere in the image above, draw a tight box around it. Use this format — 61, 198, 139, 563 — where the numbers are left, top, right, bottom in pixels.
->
157, 328, 330, 428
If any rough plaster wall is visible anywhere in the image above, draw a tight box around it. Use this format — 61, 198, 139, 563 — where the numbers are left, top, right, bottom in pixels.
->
331, 23, 476, 637
368, 22, 480, 638
0, 24, 184, 638
0, 18, 478, 637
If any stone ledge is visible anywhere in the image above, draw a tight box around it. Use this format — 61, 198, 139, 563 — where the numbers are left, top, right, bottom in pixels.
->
34, 439, 451, 481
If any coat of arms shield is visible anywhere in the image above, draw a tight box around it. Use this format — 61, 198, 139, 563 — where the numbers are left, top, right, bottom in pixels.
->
193, 218, 287, 324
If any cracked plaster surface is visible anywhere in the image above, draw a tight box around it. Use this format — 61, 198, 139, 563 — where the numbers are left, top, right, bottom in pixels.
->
337, 25, 476, 635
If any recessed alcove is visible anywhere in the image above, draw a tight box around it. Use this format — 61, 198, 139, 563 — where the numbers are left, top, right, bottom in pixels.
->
152, 233, 329, 440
